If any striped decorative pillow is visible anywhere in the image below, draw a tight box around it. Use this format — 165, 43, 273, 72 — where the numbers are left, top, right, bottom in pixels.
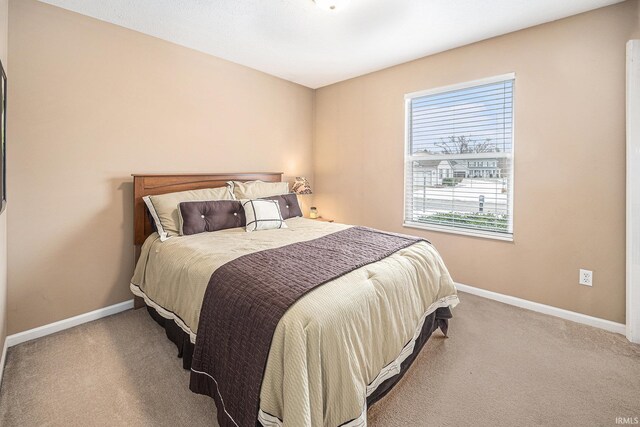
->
242, 199, 288, 232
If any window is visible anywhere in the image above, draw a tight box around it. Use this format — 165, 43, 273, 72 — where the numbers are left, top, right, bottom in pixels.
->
404, 74, 514, 240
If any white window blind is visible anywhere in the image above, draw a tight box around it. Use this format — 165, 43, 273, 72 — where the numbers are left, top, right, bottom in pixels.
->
404, 74, 515, 240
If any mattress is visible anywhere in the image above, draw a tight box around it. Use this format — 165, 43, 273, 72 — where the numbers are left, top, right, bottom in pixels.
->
131, 217, 459, 426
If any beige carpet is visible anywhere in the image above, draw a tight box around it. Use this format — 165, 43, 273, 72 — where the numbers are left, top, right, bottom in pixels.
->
1, 292, 639, 426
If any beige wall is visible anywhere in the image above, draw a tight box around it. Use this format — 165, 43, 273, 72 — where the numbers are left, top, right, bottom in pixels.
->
5, 0, 638, 334
7, 0, 314, 334
315, 0, 640, 324
0, 0, 7, 351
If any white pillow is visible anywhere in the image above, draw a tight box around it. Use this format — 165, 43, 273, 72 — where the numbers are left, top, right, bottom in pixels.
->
242, 199, 288, 232
228, 180, 289, 199
143, 187, 235, 241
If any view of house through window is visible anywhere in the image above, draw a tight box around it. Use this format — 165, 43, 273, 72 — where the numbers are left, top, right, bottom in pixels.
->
404, 75, 514, 239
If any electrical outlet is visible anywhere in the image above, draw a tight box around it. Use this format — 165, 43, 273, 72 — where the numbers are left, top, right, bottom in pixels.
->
579, 269, 593, 286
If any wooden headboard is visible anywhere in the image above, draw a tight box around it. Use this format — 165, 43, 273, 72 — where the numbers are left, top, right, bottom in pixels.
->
132, 172, 283, 246
131, 172, 282, 308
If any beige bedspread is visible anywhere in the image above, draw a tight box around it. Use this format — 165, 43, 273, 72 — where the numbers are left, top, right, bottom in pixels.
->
131, 217, 458, 426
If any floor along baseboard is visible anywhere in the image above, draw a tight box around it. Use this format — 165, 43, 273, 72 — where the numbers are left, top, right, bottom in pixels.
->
455, 282, 626, 335
5, 300, 134, 348
3, 287, 627, 349
0, 284, 627, 385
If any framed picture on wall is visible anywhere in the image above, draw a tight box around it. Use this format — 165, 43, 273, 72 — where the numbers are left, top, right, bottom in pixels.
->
0, 59, 5, 214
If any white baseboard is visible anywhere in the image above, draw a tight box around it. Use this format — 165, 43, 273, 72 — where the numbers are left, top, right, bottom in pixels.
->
5, 299, 134, 348
0, 338, 7, 387
0, 284, 627, 379
455, 283, 626, 335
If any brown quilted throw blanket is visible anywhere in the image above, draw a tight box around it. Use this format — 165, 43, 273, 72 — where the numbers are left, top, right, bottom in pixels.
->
189, 226, 424, 427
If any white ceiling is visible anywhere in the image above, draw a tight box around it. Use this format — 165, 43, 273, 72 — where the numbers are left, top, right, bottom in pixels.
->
38, 0, 623, 88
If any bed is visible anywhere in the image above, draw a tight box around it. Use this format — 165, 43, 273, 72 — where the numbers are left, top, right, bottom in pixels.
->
130, 172, 459, 427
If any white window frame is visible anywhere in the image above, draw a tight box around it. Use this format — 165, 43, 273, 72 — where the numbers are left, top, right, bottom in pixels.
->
403, 73, 516, 241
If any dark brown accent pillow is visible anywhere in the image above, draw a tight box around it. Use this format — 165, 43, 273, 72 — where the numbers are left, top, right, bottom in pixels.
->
179, 200, 246, 235
263, 193, 302, 220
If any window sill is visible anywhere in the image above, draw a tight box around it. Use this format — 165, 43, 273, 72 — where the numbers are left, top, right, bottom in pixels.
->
402, 221, 514, 242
